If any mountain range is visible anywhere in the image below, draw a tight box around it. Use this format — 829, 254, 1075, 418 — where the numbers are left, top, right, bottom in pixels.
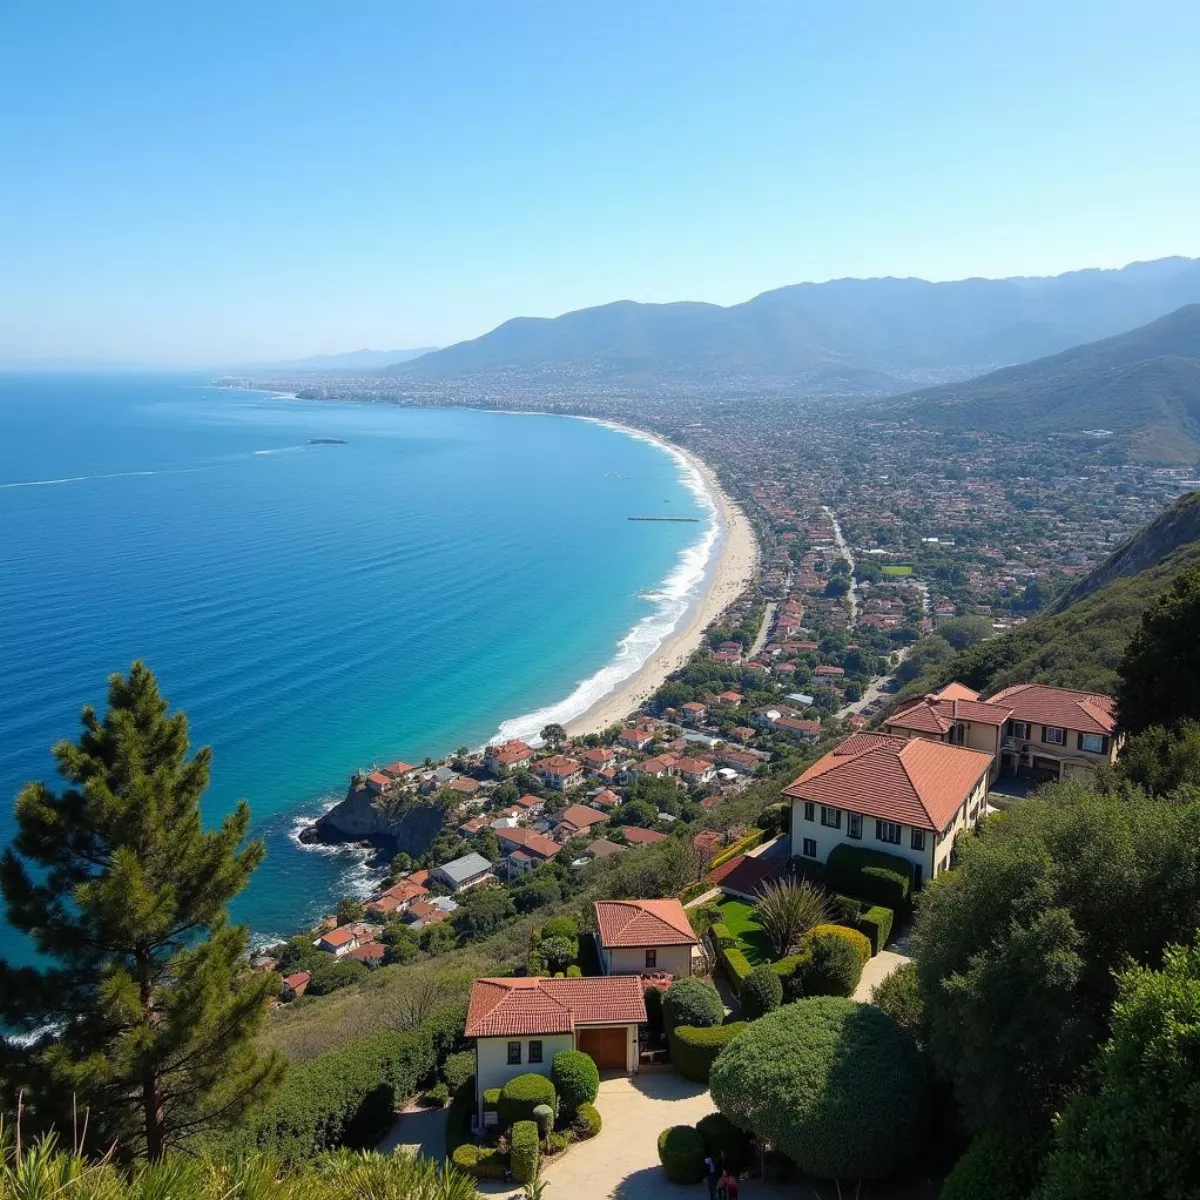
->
243, 347, 437, 372
386, 257, 1200, 393
879, 304, 1200, 462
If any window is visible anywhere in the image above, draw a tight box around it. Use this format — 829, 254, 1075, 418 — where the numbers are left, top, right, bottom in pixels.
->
507, 1041, 522, 1065
803, 801, 815, 822
1079, 732, 1107, 754
820, 805, 841, 829
951, 723, 966, 745
1043, 726, 1066, 745
1007, 720, 1029, 740
528, 1040, 543, 1064
645, 948, 657, 969
847, 812, 863, 840
911, 828, 926, 851
802, 837, 817, 858
876, 820, 901, 845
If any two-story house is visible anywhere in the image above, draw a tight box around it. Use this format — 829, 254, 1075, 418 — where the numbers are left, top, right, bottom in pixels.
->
985, 683, 1119, 782
535, 754, 584, 791
594, 898, 699, 977
783, 732, 993, 888
882, 682, 1012, 783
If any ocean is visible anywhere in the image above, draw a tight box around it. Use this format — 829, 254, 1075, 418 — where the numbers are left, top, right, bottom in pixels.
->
0, 374, 715, 963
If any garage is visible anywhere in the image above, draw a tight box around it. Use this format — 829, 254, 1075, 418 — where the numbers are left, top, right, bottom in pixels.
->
577, 1025, 628, 1070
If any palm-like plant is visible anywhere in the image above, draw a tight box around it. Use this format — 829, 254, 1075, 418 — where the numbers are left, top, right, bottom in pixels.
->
753, 878, 830, 959
303, 1150, 480, 1200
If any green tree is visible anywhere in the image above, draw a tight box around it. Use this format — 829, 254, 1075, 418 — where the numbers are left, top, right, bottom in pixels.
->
936, 615, 993, 651
915, 785, 1200, 1135
335, 896, 365, 925
1117, 566, 1200, 734
869, 961, 924, 1043
512, 872, 561, 913
1113, 719, 1200, 798
380, 922, 419, 966
450, 886, 514, 941
613, 798, 659, 828
0, 663, 282, 1159
540, 723, 566, 749
1034, 935, 1200, 1200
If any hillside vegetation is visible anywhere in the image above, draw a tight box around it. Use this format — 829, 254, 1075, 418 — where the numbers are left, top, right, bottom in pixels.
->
883, 304, 1200, 462
386, 258, 1200, 394
900, 491, 1200, 697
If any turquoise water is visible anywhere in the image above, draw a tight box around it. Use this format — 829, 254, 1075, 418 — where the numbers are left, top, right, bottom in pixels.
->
0, 375, 714, 962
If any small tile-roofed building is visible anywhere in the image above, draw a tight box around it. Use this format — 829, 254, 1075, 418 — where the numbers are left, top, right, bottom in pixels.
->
595, 898, 700, 978
430, 852, 495, 892
620, 826, 668, 847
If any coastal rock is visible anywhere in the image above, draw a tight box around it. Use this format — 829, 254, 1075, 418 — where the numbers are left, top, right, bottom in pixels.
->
304, 784, 447, 856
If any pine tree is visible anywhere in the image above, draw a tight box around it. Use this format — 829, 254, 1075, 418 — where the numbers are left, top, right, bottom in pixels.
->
0, 662, 283, 1159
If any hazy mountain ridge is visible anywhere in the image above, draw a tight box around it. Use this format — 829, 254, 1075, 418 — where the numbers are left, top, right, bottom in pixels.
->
879, 304, 1200, 462
384, 257, 1200, 392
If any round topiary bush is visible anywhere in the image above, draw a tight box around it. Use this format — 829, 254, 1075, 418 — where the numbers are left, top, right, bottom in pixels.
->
573, 1101, 602, 1140
663, 976, 725, 1031
670, 1022, 746, 1083
498, 1072, 557, 1129
740, 964, 783, 1020
696, 1111, 752, 1172
532, 1103, 554, 1139
940, 1131, 1049, 1200
790, 931, 864, 999
510, 1120, 541, 1184
552, 1049, 600, 1115
657, 1123, 708, 1183
710, 997, 929, 1180
810, 922, 872, 969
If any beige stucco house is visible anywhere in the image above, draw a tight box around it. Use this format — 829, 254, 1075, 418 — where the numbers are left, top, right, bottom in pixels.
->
594, 898, 700, 978
985, 683, 1119, 781
882, 682, 1011, 782
465, 976, 646, 1120
783, 731, 993, 889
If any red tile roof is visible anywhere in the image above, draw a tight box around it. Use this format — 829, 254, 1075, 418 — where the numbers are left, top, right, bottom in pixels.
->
283, 971, 310, 989
538, 755, 582, 777
348, 941, 385, 964
783, 732, 992, 832
554, 804, 608, 831
620, 826, 668, 845
985, 683, 1116, 736
382, 761, 415, 777
466, 975, 647, 1038
319, 927, 357, 948
379, 879, 430, 905
496, 826, 560, 859
886, 692, 1011, 736
595, 899, 699, 948
933, 682, 981, 701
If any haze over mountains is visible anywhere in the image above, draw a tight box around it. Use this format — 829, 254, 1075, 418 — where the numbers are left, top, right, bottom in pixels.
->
881, 304, 1200, 463
386, 257, 1200, 394
242, 347, 437, 372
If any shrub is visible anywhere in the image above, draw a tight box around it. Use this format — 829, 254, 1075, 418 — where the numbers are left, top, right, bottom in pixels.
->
762, 1148, 793, 1183
663, 976, 724, 1031
790, 931, 864, 999
566, 964, 582, 977
855, 905, 894, 954
696, 1111, 752, 1172
482, 1087, 501, 1112
740, 965, 783, 1020
532, 1103, 554, 1139
539, 935, 578, 974
658, 1124, 708, 1183
232, 1000, 465, 1161
670, 1022, 746, 1083
754, 878, 831, 958
510, 1120, 540, 1184
689, 901, 725, 938
710, 998, 929, 1180
421, 1081, 449, 1106
940, 1131, 1049, 1200
871, 962, 923, 1040
720, 945, 753, 994
709, 921, 736, 950
770, 952, 807, 982
498, 1073, 557, 1129
450, 1142, 508, 1179
573, 1101, 602, 1140
441, 1049, 475, 1093
539, 915, 579, 941
546, 1130, 570, 1154
826, 844, 912, 909
552, 1049, 599, 1115
809, 923, 872, 969
445, 1075, 475, 1156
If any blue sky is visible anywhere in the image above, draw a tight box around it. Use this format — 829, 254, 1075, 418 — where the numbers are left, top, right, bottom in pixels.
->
2, 1, 1198, 363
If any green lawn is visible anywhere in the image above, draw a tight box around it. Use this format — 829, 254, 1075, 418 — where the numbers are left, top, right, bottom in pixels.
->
716, 897, 774, 966
881, 564, 914, 576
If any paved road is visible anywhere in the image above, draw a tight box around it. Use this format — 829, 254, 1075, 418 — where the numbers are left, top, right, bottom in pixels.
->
822, 505, 858, 623
837, 645, 911, 719
748, 599, 776, 658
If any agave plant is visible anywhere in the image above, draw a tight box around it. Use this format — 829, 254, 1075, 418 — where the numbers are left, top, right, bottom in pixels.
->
302, 1149, 480, 1200
753, 878, 830, 958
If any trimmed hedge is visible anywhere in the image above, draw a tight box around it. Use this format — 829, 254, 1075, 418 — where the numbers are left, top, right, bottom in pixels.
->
658, 1124, 708, 1183
532, 1103, 554, 1138
770, 952, 807, 981
710, 828, 767, 870
740, 965, 782, 1020
444, 1075, 475, 1157
670, 1022, 747, 1083
791, 931, 863, 999
552, 1049, 599, 1115
663, 976, 724, 1030
510, 1120, 540, 1184
498, 1072, 557, 1129
230, 1000, 465, 1161
941, 1130, 1050, 1200
450, 1143, 508, 1179
696, 1111, 752, 1172
573, 1101, 602, 1140
856, 905, 894, 954
720, 944, 753, 994
809, 923, 872, 970
710, 998, 930, 1180
826, 844, 913, 909
710, 922, 736, 949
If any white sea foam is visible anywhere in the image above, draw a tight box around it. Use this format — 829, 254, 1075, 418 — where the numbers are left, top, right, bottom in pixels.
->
285, 796, 380, 900
0, 469, 162, 489
492, 423, 720, 745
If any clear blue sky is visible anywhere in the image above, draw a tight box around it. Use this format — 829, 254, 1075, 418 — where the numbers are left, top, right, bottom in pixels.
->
2, 1, 1198, 363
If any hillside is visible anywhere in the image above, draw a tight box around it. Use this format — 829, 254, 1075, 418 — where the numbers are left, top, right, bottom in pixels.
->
900, 491, 1200, 698
881, 304, 1200, 462
386, 257, 1200, 393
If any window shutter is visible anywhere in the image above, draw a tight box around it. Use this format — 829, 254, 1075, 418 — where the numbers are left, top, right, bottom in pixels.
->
1077, 731, 1084, 750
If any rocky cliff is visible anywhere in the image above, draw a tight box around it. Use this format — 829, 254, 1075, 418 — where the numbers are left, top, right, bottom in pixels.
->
301, 785, 449, 856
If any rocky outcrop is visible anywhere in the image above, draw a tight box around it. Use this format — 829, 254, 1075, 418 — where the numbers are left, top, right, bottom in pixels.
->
1052, 489, 1200, 611
299, 785, 448, 856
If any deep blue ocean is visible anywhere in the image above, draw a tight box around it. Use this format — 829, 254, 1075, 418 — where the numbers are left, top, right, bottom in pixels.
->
0, 375, 713, 963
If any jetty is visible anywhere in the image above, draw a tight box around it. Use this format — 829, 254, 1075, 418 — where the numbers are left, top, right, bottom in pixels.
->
627, 516, 700, 523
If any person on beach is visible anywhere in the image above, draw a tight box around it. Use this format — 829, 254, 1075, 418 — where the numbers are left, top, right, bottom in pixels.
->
720, 1167, 739, 1200
704, 1153, 719, 1200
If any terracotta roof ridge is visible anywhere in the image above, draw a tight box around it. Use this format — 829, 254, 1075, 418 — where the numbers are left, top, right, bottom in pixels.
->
894, 743, 934, 826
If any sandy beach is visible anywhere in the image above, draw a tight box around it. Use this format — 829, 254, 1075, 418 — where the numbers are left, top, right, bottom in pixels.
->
564, 441, 759, 738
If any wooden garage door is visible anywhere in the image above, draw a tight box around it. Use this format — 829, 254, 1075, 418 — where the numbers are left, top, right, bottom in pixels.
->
577, 1026, 626, 1070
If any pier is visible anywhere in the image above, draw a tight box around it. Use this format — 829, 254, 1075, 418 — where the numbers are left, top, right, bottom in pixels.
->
627, 516, 701, 523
